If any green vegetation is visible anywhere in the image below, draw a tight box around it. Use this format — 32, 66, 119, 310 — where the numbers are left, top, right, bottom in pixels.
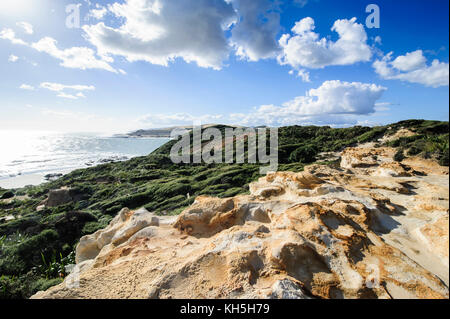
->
0, 188, 14, 200
0, 119, 448, 298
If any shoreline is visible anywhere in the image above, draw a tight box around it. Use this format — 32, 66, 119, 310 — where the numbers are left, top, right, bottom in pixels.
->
0, 169, 74, 189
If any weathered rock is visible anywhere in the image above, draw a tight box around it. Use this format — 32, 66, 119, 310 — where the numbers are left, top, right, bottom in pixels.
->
32, 146, 449, 299
75, 208, 161, 263
341, 147, 393, 169
372, 162, 414, 177
270, 279, 312, 299
44, 173, 63, 181
45, 188, 73, 207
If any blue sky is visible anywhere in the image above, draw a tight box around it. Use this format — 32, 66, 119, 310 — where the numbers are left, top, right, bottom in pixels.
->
0, 0, 448, 133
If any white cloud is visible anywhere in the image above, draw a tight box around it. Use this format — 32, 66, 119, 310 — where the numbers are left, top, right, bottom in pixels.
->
57, 92, 79, 100
40, 82, 96, 92
16, 21, 34, 34
0, 28, 27, 45
289, 69, 310, 82
39, 82, 95, 99
81, 0, 287, 69
8, 54, 19, 62
87, 5, 108, 20
82, 0, 236, 70
230, 80, 386, 126
391, 50, 426, 72
31, 37, 118, 73
56, 92, 87, 99
19, 84, 35, 90
373, 50, 449, 87
230, 0, 281, 61
0, 26, 118, 73
277, 17, 372, 69
137, 80, 387, 127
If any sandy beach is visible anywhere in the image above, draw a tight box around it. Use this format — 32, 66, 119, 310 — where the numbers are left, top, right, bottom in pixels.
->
0, 169, 74, 189
0, 174, 46, 189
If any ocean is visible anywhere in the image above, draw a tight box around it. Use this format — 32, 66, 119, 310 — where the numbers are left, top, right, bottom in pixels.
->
0, 131, 170, 185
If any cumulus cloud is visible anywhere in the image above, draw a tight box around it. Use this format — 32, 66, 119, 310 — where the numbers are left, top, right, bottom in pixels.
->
277, 17, 372, 69
19, 84, 35, 90
87, 4, 108, 20
56, 92, 87, 99
8, 54, 19, 62
289, 69, 311, 82
31, 37, 117, 73
138, 80, 387, 127
1, 2, 374, 74
40, 82, 95, 92
82, 0, 285, 69
57, 92, 79, 99
230, 0, 281, 61
39, 82, 95, 99
83, 0, 236, 70
16, 21, 33, 34
373, 50, 449, 87
0, 26, 118, 73
0, 28, 27, 45
230, 80, 386, 126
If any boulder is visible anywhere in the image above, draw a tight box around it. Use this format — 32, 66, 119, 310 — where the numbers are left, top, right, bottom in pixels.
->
46, 188, 73, 207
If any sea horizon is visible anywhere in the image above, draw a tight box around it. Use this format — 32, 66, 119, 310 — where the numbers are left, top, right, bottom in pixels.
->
0, 130, 170, 188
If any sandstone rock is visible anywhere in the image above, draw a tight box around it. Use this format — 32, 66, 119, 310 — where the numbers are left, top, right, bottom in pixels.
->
75, 207, 160, 263
32, 146, 449, 299
413, 215, 449, 268
341, 147, 395, 169
270, 279, 311, 299
45, 188, 73, 207
402, 157, 449, 175
372, 162, 413, 177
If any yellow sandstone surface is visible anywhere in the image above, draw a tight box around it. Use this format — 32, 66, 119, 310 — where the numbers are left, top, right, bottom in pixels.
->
32, 147, 449, 299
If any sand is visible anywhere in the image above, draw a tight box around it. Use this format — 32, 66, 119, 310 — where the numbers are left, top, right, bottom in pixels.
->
0, 169, 74, 189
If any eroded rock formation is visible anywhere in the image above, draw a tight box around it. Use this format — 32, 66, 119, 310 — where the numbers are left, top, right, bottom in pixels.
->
32, 147, 449, 299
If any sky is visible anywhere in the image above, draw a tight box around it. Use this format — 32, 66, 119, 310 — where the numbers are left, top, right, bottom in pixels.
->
0, 0, 448, 133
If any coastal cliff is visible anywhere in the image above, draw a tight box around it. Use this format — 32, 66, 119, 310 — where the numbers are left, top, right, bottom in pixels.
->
32, 145, 449, 299
1, 120, 448, 299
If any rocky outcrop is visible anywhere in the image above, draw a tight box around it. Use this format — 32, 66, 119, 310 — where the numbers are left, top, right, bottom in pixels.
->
32, 147, 449, 299
38, 187, 87, 209
45, 188, 74, 207
340, 147, 396, 169
75, 207, 162, 264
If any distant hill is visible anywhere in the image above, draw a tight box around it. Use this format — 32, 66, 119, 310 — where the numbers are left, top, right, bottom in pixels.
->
121, 124, 244, 138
